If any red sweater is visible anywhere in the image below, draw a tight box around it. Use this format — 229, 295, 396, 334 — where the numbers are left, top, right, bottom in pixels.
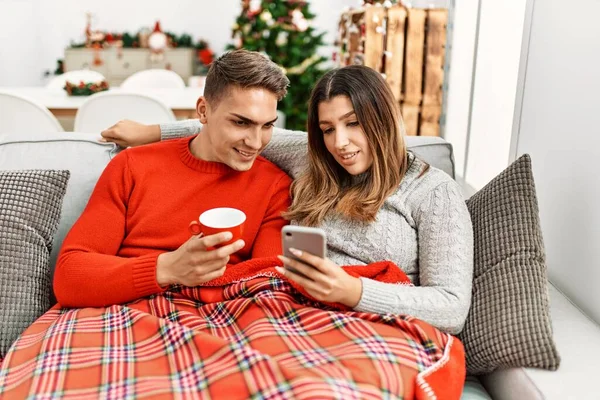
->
55, 136, 291, 308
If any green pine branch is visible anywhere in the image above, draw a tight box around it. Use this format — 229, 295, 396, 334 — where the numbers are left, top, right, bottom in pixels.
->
227, 0, 330, 130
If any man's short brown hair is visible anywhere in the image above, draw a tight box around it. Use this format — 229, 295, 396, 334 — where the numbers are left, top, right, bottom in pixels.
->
204, 49, 289, 108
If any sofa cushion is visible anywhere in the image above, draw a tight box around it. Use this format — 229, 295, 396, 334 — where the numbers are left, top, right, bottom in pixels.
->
460, 154, 560, 374
0, 132, 117, 273
404, 135, 455, 178
0, 169, 70, 357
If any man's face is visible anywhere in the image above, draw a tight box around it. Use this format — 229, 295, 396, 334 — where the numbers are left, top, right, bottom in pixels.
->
196, 86, 279, 171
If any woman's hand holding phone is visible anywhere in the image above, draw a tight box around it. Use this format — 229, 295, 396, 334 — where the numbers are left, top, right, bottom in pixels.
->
277, 249, 363, 308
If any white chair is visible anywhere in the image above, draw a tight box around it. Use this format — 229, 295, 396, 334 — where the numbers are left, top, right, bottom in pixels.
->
73, 92, 176, 133
46, 70, 107, 90
120, 69, 186, 90
0, 91, 64, 133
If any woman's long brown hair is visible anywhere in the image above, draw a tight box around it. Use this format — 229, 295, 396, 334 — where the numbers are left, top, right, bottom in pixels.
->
284, 65, 409, 226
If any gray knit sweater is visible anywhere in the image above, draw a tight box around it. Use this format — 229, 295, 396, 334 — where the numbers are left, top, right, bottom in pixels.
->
161, 122, 474, 334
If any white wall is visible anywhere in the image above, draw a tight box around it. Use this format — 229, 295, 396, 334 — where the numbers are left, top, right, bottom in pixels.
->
513, 0, 600, 323
0, 0, 358, 87
462, 0, 528, 189
0, 0, 43, 86
441, 0, 530, 185
442, 0, 478, 179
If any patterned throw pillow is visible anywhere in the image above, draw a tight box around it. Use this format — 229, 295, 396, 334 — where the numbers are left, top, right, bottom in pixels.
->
459, 154, 560, 375
0, 170, 70, 358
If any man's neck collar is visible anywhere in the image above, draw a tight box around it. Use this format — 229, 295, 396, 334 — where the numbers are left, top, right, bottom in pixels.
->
189, 130, 215, 162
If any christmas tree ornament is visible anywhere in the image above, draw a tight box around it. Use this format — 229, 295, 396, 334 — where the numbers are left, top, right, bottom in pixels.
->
291, 9, 309, 32
260, 10, 272, 22
148, 21, 168, 62
260, 10, 275, 26
248, 0, 262, 17
275, 31, 289, 46
228, 0, 327, 130
296, 19, 309, 31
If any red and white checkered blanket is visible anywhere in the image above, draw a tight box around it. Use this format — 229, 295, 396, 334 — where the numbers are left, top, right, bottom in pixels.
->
0, 258, 465, 399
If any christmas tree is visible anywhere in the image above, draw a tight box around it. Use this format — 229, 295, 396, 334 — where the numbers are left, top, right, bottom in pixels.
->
229, 0, 328, 130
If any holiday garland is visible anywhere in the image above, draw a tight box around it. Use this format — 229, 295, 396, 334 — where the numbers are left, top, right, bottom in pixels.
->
69, 31, 210, 51
64, 80, 109, 96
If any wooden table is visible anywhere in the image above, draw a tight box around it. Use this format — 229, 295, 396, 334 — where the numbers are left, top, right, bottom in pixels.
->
1, 87, 203, 119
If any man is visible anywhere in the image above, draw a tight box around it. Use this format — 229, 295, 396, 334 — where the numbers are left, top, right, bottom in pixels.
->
55, 50, 291, 307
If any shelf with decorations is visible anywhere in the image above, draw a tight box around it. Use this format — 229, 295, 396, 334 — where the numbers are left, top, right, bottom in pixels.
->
335, 0, 448, 137
53, 15, 214, 87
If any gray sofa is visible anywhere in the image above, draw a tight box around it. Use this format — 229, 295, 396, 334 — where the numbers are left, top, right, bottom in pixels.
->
1, 130, 598, 399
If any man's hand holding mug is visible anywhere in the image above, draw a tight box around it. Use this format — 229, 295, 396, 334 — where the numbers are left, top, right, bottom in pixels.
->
156, 208, 246, 287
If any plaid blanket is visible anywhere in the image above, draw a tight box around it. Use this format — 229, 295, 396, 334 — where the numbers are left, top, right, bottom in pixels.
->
0, 259, 465, 399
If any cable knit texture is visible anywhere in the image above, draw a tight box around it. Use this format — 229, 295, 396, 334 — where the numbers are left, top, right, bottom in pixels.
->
161, 122, 474, 334
160, 119, 201, 140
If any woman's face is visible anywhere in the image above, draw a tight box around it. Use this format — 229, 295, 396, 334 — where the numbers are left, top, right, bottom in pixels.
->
318, 95, 373, 176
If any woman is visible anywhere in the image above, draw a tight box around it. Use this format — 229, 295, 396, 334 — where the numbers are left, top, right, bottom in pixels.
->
101, 66, 473, 334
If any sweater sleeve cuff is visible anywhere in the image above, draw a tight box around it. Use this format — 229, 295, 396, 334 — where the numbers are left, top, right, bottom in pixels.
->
132, 253, 164, 298
354, 277, 394, 314
160, 120, 202, 141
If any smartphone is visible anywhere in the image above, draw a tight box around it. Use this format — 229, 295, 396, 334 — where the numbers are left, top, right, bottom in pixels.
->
281, 226, 327, 276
